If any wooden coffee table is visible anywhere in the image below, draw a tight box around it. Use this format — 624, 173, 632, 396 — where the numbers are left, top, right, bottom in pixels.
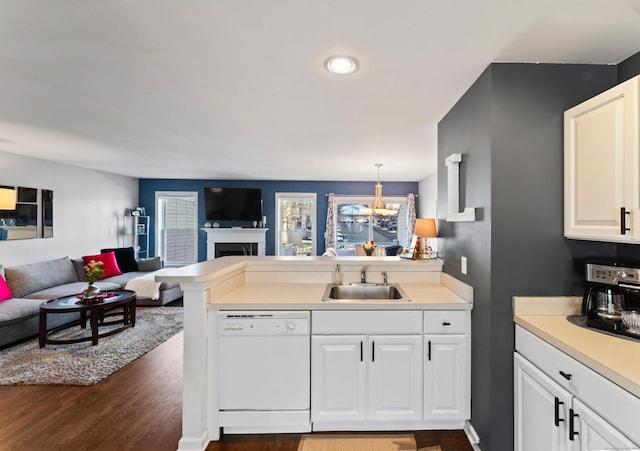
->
39, 290, 137, 348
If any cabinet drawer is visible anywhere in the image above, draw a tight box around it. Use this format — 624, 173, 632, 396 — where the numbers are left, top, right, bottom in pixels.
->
424, 311, 466, 334
515, 325, 640, 445
312, 310, 422, 334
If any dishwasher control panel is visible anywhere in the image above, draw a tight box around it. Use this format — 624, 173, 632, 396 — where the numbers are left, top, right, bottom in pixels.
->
219, 311, 310, 336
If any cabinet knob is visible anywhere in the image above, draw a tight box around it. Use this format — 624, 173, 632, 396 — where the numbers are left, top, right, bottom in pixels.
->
442, 321, 451, 326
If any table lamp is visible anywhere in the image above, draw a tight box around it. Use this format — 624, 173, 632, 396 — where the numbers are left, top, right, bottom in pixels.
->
414, 218, 437, 259
0, 188, 16, 210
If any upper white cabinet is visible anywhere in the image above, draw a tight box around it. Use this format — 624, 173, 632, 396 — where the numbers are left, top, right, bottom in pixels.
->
564, 76, 640, 242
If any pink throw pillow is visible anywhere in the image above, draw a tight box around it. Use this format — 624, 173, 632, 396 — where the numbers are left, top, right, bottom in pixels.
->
82, 252, 122, 280
0, 274, 12, 301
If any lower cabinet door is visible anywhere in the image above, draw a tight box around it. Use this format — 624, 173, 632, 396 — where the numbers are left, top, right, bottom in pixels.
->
424, 335, 467, 420
368, 335, 423, 421
311, 335, 366, 422
514, 353, 572, 451
571, 398, 637, 451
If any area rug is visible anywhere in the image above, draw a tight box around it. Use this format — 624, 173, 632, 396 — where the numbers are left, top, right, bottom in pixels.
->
0, 306, 183, 386
297, 434, 418, 451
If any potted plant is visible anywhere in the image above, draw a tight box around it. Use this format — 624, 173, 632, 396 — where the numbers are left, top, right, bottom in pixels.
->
362, 240, 376, 256
81, 260, 105, 300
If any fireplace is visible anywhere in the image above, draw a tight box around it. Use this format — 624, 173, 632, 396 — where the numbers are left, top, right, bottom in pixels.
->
202, 228, 268, 260
215, 242, 258, 258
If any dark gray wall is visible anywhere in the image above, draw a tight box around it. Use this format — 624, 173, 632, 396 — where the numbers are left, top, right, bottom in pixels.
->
437, 66, 494, 445
437, 63, 618, 451
618, 49, 640, 82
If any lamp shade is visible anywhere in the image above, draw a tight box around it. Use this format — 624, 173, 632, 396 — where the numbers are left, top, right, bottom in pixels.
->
0, 188, 16, 210
414, 218, 437, 238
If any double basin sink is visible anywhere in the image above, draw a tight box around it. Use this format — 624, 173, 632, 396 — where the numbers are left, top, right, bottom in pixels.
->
322, 283, 410, 302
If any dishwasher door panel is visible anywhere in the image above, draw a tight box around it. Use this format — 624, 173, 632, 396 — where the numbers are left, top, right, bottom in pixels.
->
219, 334, 310, 410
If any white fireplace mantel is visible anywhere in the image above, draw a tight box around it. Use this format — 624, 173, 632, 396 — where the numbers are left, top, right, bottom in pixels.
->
202, 228, 268, 259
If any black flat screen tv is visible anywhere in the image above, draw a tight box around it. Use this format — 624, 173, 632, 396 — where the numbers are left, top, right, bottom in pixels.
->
204, 187, 263, 222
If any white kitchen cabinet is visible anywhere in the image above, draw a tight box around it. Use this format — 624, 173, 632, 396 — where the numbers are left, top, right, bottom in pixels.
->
564, 75, 640, 242
368, 335, 423, 421
571, 398, 637, 451
311, 310, 424, 427
311, 335, 366, 422
423, 310, 470, 421
515, 326, 639, 450
424, 335, 468, 420
311, 334, 422, 423
514, 353, 572, 451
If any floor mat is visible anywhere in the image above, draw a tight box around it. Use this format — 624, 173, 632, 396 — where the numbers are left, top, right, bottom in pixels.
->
297, 434, 418, 451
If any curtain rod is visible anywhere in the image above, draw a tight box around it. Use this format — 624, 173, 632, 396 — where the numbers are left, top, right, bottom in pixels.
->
325, 193, 418, 197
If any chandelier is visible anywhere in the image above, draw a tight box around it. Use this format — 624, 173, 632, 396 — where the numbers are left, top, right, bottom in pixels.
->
363, 164, 397, 217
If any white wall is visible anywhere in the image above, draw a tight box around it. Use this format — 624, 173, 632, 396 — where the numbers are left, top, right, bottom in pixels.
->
0, 151, 138, 266
418, 173, 437, 217
418, 173, 438, 252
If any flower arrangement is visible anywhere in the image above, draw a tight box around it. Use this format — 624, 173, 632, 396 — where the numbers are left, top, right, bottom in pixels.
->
362, 240, 376, 256
84, 260, 105, 284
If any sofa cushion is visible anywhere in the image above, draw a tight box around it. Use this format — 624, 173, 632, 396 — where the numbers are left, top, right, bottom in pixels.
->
137, 257, 162, 272
23, 281, 121, 300
0, 275, 12, 302
82, 252, 122, 280
102, 271, 178, 291
0, 298, 43, 325
4, 257, 79, 298
100, 247, 138, 273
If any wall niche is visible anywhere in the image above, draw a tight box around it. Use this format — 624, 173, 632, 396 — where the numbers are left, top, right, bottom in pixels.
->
0, 186, 53, 240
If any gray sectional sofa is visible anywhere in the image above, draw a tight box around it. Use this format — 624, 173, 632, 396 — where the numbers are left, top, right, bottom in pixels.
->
0, 255, 182, 349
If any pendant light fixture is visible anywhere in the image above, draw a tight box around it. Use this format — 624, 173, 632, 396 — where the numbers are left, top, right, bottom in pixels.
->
372, 163, 384, 213
362, 163, 397, 217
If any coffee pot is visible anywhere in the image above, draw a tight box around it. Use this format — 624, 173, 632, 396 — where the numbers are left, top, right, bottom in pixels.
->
582, 285, 625, 320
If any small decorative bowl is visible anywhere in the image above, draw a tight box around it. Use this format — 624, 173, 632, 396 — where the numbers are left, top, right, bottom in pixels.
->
621, 311, 640, 334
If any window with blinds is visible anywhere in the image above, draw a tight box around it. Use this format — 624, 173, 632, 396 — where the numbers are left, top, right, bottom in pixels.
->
156, 192, 198, 267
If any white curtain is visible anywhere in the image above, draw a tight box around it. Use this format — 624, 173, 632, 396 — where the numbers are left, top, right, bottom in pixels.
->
405, 193, 416, 248
325, 193, 336, 251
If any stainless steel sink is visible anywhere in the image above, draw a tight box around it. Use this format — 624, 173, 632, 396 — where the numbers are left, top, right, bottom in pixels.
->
322, 283, 410, 302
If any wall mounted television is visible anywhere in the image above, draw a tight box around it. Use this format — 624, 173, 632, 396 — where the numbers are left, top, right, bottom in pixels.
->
204, 187, 263, 222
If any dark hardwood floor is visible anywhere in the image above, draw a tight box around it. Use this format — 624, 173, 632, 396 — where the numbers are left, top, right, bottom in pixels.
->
0, 332, 473, 451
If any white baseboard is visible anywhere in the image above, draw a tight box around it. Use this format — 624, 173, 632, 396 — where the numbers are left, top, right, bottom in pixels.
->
464, 420, 481, 451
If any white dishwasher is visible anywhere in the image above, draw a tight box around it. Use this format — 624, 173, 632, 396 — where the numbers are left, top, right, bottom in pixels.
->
218, 311, 311, 433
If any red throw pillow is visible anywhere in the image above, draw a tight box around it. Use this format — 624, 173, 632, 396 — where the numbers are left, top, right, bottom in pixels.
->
0, 274, 12, 301
82, 252, 122, 280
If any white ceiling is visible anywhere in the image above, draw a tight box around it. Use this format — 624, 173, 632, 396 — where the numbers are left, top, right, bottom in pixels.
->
1, 0, 640, 182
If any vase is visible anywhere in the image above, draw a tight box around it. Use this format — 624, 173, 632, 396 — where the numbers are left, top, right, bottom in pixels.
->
81, 283, 101, 300
364, 250, 375, 256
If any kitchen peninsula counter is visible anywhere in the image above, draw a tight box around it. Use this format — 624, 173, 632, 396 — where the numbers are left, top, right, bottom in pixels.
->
514, 296, 640, 398
156, 256, 473, 451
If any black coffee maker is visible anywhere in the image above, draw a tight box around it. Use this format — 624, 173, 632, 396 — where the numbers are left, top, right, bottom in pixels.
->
583, 262, 640, 337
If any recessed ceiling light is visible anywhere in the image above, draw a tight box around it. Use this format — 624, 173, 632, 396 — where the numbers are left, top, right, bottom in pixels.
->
324, 55, 359, 75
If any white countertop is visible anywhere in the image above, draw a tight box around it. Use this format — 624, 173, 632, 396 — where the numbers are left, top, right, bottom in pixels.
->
157, 256, 472, 311
514, 296, 640, 398
214, 282, 471, 310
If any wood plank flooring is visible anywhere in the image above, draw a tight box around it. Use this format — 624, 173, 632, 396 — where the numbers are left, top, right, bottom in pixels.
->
0, 331, 473, 451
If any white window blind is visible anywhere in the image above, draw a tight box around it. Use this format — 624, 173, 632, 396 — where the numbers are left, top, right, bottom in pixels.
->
157, 192, 198, 267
